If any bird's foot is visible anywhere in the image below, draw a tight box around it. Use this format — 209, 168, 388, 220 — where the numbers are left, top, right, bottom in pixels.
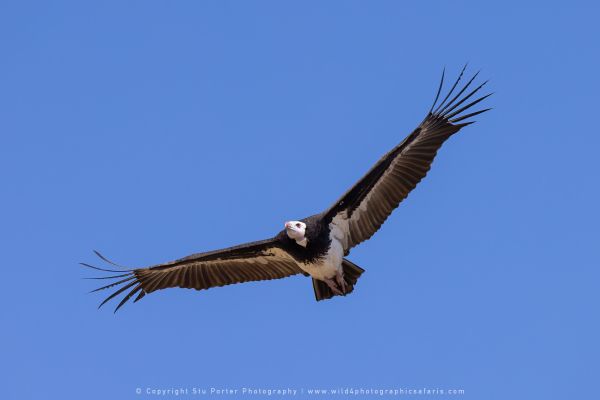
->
325, 279, 344, 296
335, 271, 348, 295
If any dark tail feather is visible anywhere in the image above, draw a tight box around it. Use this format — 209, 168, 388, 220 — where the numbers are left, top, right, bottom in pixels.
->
312, 259, 365, 301
312, 279, 333, 301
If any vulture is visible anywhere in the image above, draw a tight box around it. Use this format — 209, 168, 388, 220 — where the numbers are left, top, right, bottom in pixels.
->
83, 66, 491, 312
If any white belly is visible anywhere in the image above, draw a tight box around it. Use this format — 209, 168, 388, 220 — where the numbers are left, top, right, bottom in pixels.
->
298, 233, 344, 281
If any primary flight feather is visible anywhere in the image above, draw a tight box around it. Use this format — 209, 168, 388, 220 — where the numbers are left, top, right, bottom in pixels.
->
83, 66, 492, 312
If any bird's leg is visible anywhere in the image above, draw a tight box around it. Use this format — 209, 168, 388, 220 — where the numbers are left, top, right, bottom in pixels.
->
335, 270, 348, 294
324, 278, 344, 296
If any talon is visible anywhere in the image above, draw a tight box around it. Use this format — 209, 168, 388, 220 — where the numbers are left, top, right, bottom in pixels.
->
335, 271, 347, 294
325, 279, 343, 296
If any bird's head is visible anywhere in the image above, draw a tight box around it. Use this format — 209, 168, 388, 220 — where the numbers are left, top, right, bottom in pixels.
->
284, 220, 307, 246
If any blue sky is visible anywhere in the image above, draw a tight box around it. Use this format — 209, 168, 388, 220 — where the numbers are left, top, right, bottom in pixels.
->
2, 1, 599, 399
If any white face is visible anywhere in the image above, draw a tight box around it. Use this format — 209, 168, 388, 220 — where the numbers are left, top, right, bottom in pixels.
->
284, 220, 306, 241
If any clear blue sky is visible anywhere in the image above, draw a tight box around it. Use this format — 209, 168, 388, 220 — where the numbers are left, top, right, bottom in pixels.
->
2, 1, 598, 399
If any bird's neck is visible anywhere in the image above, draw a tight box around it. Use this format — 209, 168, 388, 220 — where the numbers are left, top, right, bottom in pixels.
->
295, 238, 308, 247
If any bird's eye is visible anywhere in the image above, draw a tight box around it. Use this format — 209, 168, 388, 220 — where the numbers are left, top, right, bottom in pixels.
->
296, 223, 302, 228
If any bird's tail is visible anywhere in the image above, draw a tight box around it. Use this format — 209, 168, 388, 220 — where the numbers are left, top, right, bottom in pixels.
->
312, 259, 365, 301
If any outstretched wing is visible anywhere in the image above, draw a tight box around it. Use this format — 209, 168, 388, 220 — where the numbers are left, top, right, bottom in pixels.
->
323, 66, 492, 253
82, 238, 303, 312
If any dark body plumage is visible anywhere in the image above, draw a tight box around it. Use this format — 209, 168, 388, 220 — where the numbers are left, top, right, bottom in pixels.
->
83, 66, 491, 312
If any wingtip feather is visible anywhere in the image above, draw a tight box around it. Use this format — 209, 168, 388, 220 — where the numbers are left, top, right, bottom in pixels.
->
428, 67, 446, 113
449, 107, 492, 123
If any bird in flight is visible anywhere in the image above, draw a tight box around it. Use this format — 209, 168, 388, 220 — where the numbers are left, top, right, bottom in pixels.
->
83, 66, 491, 312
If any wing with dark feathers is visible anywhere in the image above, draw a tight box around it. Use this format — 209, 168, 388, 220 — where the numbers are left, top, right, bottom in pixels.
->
323, 66, 492, 253
82, 239, 303, 312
